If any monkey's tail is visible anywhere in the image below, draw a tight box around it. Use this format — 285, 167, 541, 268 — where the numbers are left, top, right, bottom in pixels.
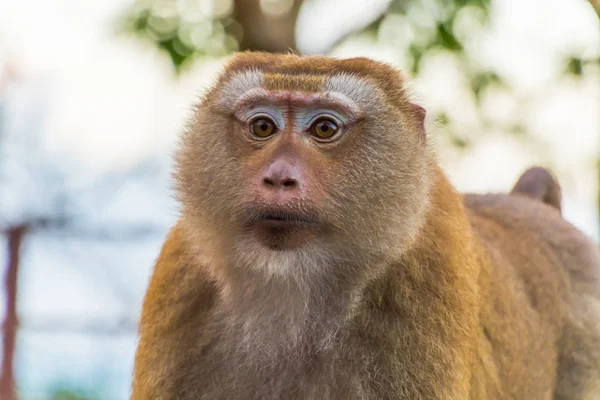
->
510, 166, 562, 214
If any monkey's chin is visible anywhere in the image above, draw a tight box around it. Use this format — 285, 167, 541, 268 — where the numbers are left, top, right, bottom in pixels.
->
249, 220, 320, 251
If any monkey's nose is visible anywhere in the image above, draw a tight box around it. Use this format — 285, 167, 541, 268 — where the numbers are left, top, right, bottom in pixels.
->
261, 160, 301, 192
263, 176, 298, 189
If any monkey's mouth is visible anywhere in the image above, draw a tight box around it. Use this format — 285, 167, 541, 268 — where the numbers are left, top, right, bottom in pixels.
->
245, 208, 321, 249
255, 211, 318, 225
251, 211, 319, 227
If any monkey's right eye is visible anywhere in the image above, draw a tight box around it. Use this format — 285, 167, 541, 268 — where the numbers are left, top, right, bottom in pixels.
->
250, 118, 277, 138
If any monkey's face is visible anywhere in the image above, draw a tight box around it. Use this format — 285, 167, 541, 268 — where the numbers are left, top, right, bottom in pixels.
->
177, 54, 432, 272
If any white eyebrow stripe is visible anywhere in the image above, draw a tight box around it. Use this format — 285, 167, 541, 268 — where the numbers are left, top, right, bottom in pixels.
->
232, 89, 363, 123
214, 70, 382, 117
215, 69, 264, 111
322, 91, 361, 117
232, 87, 270, 109
325, 73, 383, 113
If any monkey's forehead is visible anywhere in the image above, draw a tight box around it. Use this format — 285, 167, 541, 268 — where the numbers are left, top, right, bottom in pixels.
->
219, 52, 405, 85
207, 53, 416, 115
214, 68, 381, 111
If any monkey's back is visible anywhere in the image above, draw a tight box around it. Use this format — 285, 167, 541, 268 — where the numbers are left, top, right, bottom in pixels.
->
463, 193, 600, 399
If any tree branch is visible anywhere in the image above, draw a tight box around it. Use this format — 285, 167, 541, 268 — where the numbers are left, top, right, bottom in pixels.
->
1, 225, 27, 400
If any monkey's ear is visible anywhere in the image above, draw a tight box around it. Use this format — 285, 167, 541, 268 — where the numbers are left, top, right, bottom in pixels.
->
411, 103, 427, 138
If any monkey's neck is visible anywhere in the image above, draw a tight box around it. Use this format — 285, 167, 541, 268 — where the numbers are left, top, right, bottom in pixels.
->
221, 258, 367, 353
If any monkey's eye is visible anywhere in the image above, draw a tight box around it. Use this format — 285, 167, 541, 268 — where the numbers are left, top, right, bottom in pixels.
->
310, 119, 339, 140
250, 118, 277, 138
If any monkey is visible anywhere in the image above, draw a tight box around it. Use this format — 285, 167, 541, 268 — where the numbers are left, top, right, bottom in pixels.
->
131, 52, 600, 400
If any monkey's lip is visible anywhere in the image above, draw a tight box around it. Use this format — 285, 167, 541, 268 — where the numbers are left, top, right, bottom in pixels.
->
245, 208, 321, 250
251, 212, 319, 225
245, 208, 320, 229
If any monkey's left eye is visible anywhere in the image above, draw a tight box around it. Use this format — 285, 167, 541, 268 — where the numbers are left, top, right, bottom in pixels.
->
250, 118, 277, 138
310, 119, 339, 140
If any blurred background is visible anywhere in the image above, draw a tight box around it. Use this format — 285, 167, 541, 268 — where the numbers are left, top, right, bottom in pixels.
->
0, 0, 598, 398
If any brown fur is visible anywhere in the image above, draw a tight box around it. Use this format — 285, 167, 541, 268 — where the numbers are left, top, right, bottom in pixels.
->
131, 53, 600, 399
510, 166, 562, 213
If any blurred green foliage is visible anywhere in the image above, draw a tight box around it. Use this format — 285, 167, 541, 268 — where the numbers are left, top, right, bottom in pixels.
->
564, 55, 600, 76
124, 0, 492, 72
383, 0, 490, 72
567, 56, 585, 76
123, 0, 240, 72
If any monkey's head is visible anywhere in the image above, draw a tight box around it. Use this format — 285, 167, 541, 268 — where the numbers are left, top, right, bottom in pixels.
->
177, 53, 433, 277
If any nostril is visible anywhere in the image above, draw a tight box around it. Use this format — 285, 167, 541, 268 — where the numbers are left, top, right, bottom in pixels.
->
262, 177, 298, 189
282, 179, 297, 188
263, 177, 276, 187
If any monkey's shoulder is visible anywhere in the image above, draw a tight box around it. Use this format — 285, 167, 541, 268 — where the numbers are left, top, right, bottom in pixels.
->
140, 223, 218, 330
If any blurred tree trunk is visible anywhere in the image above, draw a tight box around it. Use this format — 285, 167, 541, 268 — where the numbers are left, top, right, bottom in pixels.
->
1, 225, 26, 400
233, 0, 303, 53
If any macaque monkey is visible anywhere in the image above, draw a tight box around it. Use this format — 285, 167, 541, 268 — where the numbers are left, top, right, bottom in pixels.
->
131, 53, 600, 400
